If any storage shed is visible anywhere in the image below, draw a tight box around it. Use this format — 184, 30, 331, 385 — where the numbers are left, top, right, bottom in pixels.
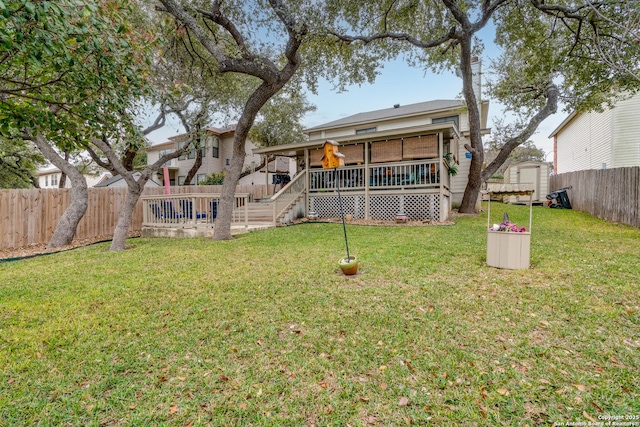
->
503, 161, 550, 205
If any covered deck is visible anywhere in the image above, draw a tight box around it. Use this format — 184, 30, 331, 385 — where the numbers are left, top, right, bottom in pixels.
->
255, 122, 460, 222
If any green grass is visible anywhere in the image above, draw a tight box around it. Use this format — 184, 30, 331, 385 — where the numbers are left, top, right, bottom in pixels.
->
1, 204, 638, 426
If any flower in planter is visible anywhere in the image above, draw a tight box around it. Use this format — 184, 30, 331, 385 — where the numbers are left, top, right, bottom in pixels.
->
490, 213, 526, 232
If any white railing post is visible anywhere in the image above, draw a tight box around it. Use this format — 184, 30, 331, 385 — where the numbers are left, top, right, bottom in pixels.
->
244, 195, 249, 229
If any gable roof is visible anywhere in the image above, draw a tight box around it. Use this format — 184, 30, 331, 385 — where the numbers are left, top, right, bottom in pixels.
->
94, 171, 161, 187
305, 99, 466, 132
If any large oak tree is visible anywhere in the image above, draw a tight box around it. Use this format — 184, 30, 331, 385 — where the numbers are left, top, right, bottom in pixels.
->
156, 0, 378, 240
326, 0, 640, 212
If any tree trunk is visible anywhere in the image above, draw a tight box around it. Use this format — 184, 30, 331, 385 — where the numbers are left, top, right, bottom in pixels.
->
32, 134, 89, 248
110, 182, 143, 251
458, 40, 485, 213
213, 131, 247, 240
58, 151, 70, 188
212, 84, 285, 240
183, 138, 203, 186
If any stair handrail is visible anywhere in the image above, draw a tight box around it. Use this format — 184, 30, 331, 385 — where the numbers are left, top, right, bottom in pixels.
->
270, 170, 307, 222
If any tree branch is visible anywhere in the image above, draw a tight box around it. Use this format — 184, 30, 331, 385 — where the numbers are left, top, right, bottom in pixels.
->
482, 83, 559, 180
333, 26, 457, 49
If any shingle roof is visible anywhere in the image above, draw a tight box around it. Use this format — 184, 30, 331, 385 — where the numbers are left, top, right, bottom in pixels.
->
305, 99, 465, 132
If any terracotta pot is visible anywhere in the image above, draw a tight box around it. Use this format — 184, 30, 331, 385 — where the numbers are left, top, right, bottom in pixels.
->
339, 256, 359, 275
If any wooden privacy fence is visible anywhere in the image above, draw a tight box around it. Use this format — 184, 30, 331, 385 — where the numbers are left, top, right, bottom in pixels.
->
550, 166, 640, 228
0, 184, 269, 250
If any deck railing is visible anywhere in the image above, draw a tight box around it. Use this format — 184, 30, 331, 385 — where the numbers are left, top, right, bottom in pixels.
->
141, 193, 250, 228
271, 170, 306, 222
309, 159, 443, 192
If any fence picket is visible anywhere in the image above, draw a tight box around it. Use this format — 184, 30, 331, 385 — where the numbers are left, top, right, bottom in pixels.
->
0, 185, 269, 250
550, 166, 640, 228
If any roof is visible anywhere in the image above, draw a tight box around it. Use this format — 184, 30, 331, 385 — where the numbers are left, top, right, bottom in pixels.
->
94, 171, 161, 187
149, 125, 237, 148
305, 99, 466, 132
548, 111, 578, 138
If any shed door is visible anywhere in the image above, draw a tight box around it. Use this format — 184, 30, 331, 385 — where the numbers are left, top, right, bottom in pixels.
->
517, 166, 540, 203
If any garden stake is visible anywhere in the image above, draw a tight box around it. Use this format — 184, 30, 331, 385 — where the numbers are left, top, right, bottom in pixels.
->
334, 168, 350, 261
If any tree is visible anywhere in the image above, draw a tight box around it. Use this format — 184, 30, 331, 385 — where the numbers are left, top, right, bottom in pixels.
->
250, 89, 316, 148
0, 0, 155, 248
0, 137, 44, 188
586, 0, 640, 83
156, 0, 378, 240
327, 0, 640, 212
248, 88, 316, 173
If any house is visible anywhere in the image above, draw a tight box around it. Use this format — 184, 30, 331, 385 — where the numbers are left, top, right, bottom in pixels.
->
37, 166, 111, 188
145, 126, 295, 187
549, 93, 640, 174
254, 94, 490, 222
93, 171, 161, 188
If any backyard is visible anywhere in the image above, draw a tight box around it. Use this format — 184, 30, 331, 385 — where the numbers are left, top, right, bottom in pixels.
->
0, 204, 638, 426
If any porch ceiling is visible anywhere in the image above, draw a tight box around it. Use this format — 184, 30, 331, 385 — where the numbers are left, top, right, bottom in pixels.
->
253, 122, 459, 158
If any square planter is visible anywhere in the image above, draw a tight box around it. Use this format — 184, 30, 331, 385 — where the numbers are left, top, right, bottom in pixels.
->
486, 231, 530, 269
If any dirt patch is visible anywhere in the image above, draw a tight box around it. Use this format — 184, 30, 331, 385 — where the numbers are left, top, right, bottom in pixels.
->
0, 232, 141, 261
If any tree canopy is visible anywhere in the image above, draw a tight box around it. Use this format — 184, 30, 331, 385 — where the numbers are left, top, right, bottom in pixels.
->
322, 0, 640, 211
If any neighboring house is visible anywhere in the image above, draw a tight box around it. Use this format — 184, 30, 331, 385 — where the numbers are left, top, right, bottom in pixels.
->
549, 93, 640, 174
37, 166, 111, 188
93, 171, 161, 188
146, 126, 295, 187
254, 67, 489, 222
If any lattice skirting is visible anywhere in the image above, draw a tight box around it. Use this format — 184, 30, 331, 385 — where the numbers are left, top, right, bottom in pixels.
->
309, 195, 366, 219
309, 193, 446, 221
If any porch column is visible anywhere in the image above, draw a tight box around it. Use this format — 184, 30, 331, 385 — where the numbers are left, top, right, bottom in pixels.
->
304, 149, 310, 215
364, 141, 370, 219
438, 132, 446, 221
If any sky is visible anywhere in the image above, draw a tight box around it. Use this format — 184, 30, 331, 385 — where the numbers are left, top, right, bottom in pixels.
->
301, 57, 565, 159
146, 26, 567, 160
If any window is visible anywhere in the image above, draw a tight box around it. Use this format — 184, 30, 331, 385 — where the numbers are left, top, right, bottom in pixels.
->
197, 174, 206, 185
45, 175, 48, 186
178, 142, 186, 160
187, 149, 196, 159
356, 127, 376, 135
432, 115, 459, 129
211, 137, 219, 158
178, 176, 186, 186
51, 174, 58, 186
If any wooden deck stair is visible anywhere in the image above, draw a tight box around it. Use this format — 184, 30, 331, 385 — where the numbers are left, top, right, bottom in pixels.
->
233, 193, 304, 225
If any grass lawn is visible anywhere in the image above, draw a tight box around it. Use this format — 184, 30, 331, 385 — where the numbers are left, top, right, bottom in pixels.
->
1, 204, 638, 426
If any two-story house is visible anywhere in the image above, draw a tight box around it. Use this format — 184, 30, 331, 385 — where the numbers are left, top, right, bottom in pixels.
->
254, 97, 490, 222
146, 125, 294, 188
37, 166, 111, 188
549, 93, 640, 174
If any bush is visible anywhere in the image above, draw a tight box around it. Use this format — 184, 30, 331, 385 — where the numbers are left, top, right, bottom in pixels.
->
200, 171, 225, 185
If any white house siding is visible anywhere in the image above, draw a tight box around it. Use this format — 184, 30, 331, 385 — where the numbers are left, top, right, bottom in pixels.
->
449, 135, 472, 206
612, 95, 640, 168
556, 110, 612, 174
